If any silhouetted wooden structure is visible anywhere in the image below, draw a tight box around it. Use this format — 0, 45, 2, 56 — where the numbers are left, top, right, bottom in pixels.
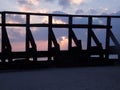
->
0, 11, 120, 69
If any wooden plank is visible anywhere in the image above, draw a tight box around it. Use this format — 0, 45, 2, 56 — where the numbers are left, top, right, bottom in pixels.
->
0, 23, 112, 28
2, 11, 120, 18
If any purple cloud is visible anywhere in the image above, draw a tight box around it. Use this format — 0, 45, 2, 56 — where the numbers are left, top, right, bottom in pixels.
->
6, 14, 25, 24
75, 9, 84, 14
17, 0, 41, 12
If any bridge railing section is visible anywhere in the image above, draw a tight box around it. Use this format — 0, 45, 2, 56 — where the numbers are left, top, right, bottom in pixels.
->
0, 11, 120, 62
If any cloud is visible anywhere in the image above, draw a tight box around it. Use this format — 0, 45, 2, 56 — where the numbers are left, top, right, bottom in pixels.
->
17, 0, 36, 12
5, 14, 26, 40
58, 36, 68, 50
58, 0, 70, 8
18, 0, 39, 7
112, 10, 120, 15
76, 8, 98, 15
44, 0, 56, 2
6, 14, 25, 24
75, 9, 84, 14
52, 18, 66, 24
36, 40, 48, 51
89, 8, 98, 14
11, 40, 48, 51
75, 7, 111, 15
27, 0, 40, 6
2, 9, 120, 51
58, 0, 85, 8
0, 13, 25, 42
70, 0, 84, 5
17, 0, 47, 13
7, 27, 26, 43
52, 11, 68, 24
11, 42, 25, 51
52, 11, 66, 14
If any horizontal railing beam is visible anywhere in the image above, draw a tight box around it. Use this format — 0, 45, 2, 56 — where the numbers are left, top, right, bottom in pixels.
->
0, 23, 112, 28
0, 11, 120, 18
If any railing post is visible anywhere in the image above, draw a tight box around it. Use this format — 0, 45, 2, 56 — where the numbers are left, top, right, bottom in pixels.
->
105, 17, 111, 60
87, 16, 92, 50
26, 14, 29, 54
68, 16, 72, 50
48, 15, 52, 61
1, 12, 12, 63
26, 14, 37, 61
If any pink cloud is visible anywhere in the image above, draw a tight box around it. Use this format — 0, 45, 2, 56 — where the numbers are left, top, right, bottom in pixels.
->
58, 0, 88, 8
17, 0, 47, 13
11, 40, 48, 51
36, 40, 48, 51
10, 37, 69, 51
11, 42, 25, 51
70, 0, 84, 5
58, 36, 68, 50
52, 18, 66, 24
26, 0, 40, 6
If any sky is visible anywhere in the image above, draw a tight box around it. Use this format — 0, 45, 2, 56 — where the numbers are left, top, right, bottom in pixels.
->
0, 0, 120, 14
0, 0, 120, 51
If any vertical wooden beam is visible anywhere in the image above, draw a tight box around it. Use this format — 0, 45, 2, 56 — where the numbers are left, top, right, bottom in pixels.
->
26, 14, 30, 61
68, 16, 72, 50
1, 12, 12, 62
48, 15, 52, 61
26, 14, 37, 61
48, 15, 60, 61
68, 16, 82, 51
87, 17, 103, 58
105, 17, 111, 59
2, 12, 6, 53
26, 14, 29, 53
87, 16, 92, 50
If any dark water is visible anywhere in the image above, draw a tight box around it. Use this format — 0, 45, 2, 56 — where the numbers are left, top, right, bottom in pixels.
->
0, 66, 120, 90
